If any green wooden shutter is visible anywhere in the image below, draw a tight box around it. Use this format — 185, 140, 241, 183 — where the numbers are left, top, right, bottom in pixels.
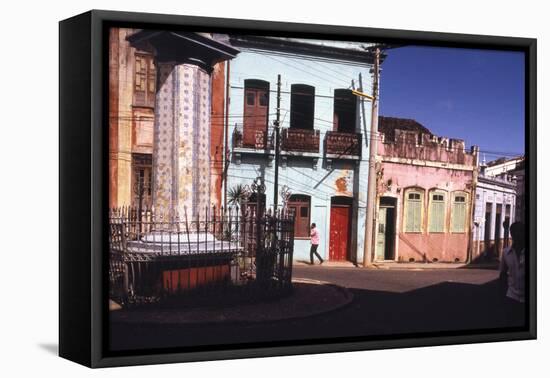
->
406, 192, 422, 232
451, 195, 467, 232
406, 199, 415, 232
429, 194, 445, 233
413, 200, 421, 232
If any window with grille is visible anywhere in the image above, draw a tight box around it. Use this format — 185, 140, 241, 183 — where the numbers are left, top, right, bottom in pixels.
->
428, 191, 446, 233
133, 53, 156, 107
451, 193, 468, 233
288, 194, 311, 238
404, 190, 423, 233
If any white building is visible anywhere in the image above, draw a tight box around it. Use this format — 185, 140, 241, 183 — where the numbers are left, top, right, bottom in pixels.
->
473, 169, 517, 260
483, 156, 525, 222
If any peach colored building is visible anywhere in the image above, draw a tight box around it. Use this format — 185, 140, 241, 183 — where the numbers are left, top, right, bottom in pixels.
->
109, 27, 155, 209
373, 117, 479, 263
108, 28, 231, 212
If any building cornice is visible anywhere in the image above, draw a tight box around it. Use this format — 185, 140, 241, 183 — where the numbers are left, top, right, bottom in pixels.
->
378, 156, 475, 172
229, 35, 383, 65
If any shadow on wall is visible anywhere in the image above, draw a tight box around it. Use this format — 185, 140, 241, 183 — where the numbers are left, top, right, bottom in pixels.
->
398, 234, 428, 262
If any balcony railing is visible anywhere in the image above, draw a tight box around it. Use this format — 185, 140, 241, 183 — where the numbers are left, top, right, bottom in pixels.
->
324, 131, 362, 157
232, 126, 273, 150
281, 128, 320, 154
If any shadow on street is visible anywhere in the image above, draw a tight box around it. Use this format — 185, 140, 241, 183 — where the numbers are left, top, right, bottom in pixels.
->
110, 273, 525, 352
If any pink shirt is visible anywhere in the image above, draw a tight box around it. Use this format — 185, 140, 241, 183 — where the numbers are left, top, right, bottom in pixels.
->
310, 228, 319, 245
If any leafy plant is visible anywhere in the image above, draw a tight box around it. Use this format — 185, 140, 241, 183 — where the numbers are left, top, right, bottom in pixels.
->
227, 184, 248, 207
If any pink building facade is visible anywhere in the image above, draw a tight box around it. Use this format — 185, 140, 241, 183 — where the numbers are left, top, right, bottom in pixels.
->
374, 119, 479, 263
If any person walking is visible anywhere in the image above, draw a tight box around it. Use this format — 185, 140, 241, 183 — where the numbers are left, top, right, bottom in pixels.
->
309, 223, 324, 265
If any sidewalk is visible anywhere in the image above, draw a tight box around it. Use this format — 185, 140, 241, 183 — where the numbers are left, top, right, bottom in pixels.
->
369, 261, 499, 270
294, 260, 499, 270
110, 278, 353, 325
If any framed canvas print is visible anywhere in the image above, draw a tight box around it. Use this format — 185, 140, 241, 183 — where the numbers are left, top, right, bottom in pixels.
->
59, 10, 536, 368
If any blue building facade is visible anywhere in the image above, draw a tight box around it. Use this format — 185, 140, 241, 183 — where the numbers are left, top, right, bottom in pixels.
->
224, 36, 380, 263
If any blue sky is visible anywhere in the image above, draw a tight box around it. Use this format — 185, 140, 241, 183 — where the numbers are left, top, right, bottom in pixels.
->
379, 45, 525, 160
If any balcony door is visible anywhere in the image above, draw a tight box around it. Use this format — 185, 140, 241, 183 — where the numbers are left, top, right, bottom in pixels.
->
243, 80, 269, 147
290, 84, 314, 130
333, 89, 357, 133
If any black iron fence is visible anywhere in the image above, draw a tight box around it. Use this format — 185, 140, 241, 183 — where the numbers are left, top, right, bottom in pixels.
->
109, 206, 294, 306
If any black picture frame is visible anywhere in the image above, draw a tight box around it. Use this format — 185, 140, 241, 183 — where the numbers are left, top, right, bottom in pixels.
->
59, 9, 537, 368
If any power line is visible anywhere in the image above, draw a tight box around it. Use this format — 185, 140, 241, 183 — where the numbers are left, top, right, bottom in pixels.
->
256, 53, 354, 89
229, 85, 350, 100
243, 49, 376, 92
242, 46, 375, 70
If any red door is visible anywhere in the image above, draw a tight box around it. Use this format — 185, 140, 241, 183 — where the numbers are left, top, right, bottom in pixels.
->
243, 86, 269, 147
329, 205, 351, 261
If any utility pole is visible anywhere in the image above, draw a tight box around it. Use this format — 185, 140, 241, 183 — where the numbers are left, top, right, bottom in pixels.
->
223, 61, 231, 211
273, 74, 282, 211
363, 47, 380, 267
467, 145, 480, 263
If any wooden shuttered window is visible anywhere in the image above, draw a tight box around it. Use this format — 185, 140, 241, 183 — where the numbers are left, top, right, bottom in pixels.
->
243, 79, 270, 148
133, 53, 156, 107
428, 192, 446, 233
405, 191, 423, 233
288, 195, 311, 238
451, 193, 468, 233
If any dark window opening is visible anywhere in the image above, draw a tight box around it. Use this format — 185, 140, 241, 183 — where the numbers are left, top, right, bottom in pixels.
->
484, 202, 493, 247
495, 204, 502, 254
333, 89, 357, 133
259, 92, 269, 107
433, 194, 444, 201
246, 91, 255, 106
290, 84, 315, 130
409, 193, 421, 200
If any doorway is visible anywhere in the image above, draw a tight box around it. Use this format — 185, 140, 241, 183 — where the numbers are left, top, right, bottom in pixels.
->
495, 204, 502, 257
484, 202, 493, 254
329, 196, 352, 261
375, 197, 397, 261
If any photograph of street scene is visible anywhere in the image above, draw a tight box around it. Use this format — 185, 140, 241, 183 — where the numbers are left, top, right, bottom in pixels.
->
108, 28, 527, 352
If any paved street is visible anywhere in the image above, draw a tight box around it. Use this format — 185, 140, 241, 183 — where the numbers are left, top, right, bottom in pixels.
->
110, 266, 526, 352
